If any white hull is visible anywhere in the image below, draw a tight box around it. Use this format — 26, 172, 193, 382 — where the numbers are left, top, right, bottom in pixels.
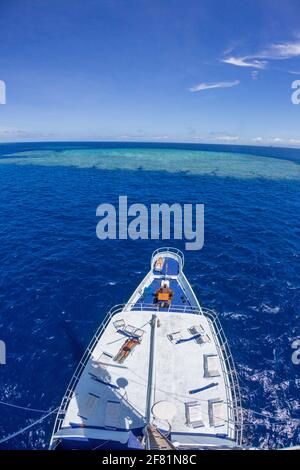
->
50, 248, 243, 450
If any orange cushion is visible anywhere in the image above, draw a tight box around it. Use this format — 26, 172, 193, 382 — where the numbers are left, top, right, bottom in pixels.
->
158, 293, 169, 301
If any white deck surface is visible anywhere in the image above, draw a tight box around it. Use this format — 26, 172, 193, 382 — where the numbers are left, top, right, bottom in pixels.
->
53, 250, 239, 448
62, 309, 234, 442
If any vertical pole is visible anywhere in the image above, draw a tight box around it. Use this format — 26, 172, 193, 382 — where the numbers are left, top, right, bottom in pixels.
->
145, 314, 157, 424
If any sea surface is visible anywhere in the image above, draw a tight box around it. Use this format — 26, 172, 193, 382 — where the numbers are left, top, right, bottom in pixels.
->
0, 142, 299, 449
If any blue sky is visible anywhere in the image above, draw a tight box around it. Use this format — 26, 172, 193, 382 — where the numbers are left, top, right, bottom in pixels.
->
0, 0, 300, 146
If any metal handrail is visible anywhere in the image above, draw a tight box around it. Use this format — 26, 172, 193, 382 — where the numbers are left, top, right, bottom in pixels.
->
125, 302, 203, 314
151, 247, 184, 270
202, 307, 243, 446
51, 302, 243, 447
51, 305, 118, 442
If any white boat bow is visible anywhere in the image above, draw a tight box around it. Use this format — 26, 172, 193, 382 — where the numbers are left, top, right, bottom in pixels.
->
50, 248, 243, 450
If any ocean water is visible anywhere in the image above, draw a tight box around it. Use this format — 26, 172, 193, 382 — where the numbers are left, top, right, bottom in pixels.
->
0, 142, 299, 449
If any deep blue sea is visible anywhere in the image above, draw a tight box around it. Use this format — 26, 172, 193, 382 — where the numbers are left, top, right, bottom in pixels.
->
0, 142, 299, 449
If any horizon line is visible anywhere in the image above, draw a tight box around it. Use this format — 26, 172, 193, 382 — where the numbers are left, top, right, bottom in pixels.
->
0, 139, 300, 152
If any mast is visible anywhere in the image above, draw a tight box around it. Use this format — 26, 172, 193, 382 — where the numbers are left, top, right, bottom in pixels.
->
145, 314, 157, 424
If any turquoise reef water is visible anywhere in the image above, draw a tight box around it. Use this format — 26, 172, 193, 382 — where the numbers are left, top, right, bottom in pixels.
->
2, 146, 300, 180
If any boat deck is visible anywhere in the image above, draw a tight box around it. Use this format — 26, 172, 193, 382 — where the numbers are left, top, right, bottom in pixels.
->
134, 277, 191, 310
52, 249, 240, 449
153, 256, 180, 276
60, 309, 235, 446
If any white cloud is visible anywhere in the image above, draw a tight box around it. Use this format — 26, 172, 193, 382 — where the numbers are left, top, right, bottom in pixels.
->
189, 80, 240, 92
208, 133, 240, 142
288, 138, 300, 146
251, 136, 300, 148
0, 126, 26, 135
0, 127, 56, 142
263, 41, 300, 59
215, 135, 240, 142
222, 39, 300, 71
289, 70, 300, 75
251, 70, 259, 80
222, 57, 266, 69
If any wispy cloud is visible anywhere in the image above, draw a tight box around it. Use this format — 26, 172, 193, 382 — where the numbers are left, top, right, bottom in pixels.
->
263, 41, 300, 59
0, 127, 56, 142
289, 70, 300, 75
189, 80, 240, 92
222, 57, 266, 69
288, 138, 300, 146
0, 126, 27, 135
251, 136, 300, 148
251, 70, 259, 80
222, 39, 300, 70
208, 132, 240, 142
215, 135, 240, 142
